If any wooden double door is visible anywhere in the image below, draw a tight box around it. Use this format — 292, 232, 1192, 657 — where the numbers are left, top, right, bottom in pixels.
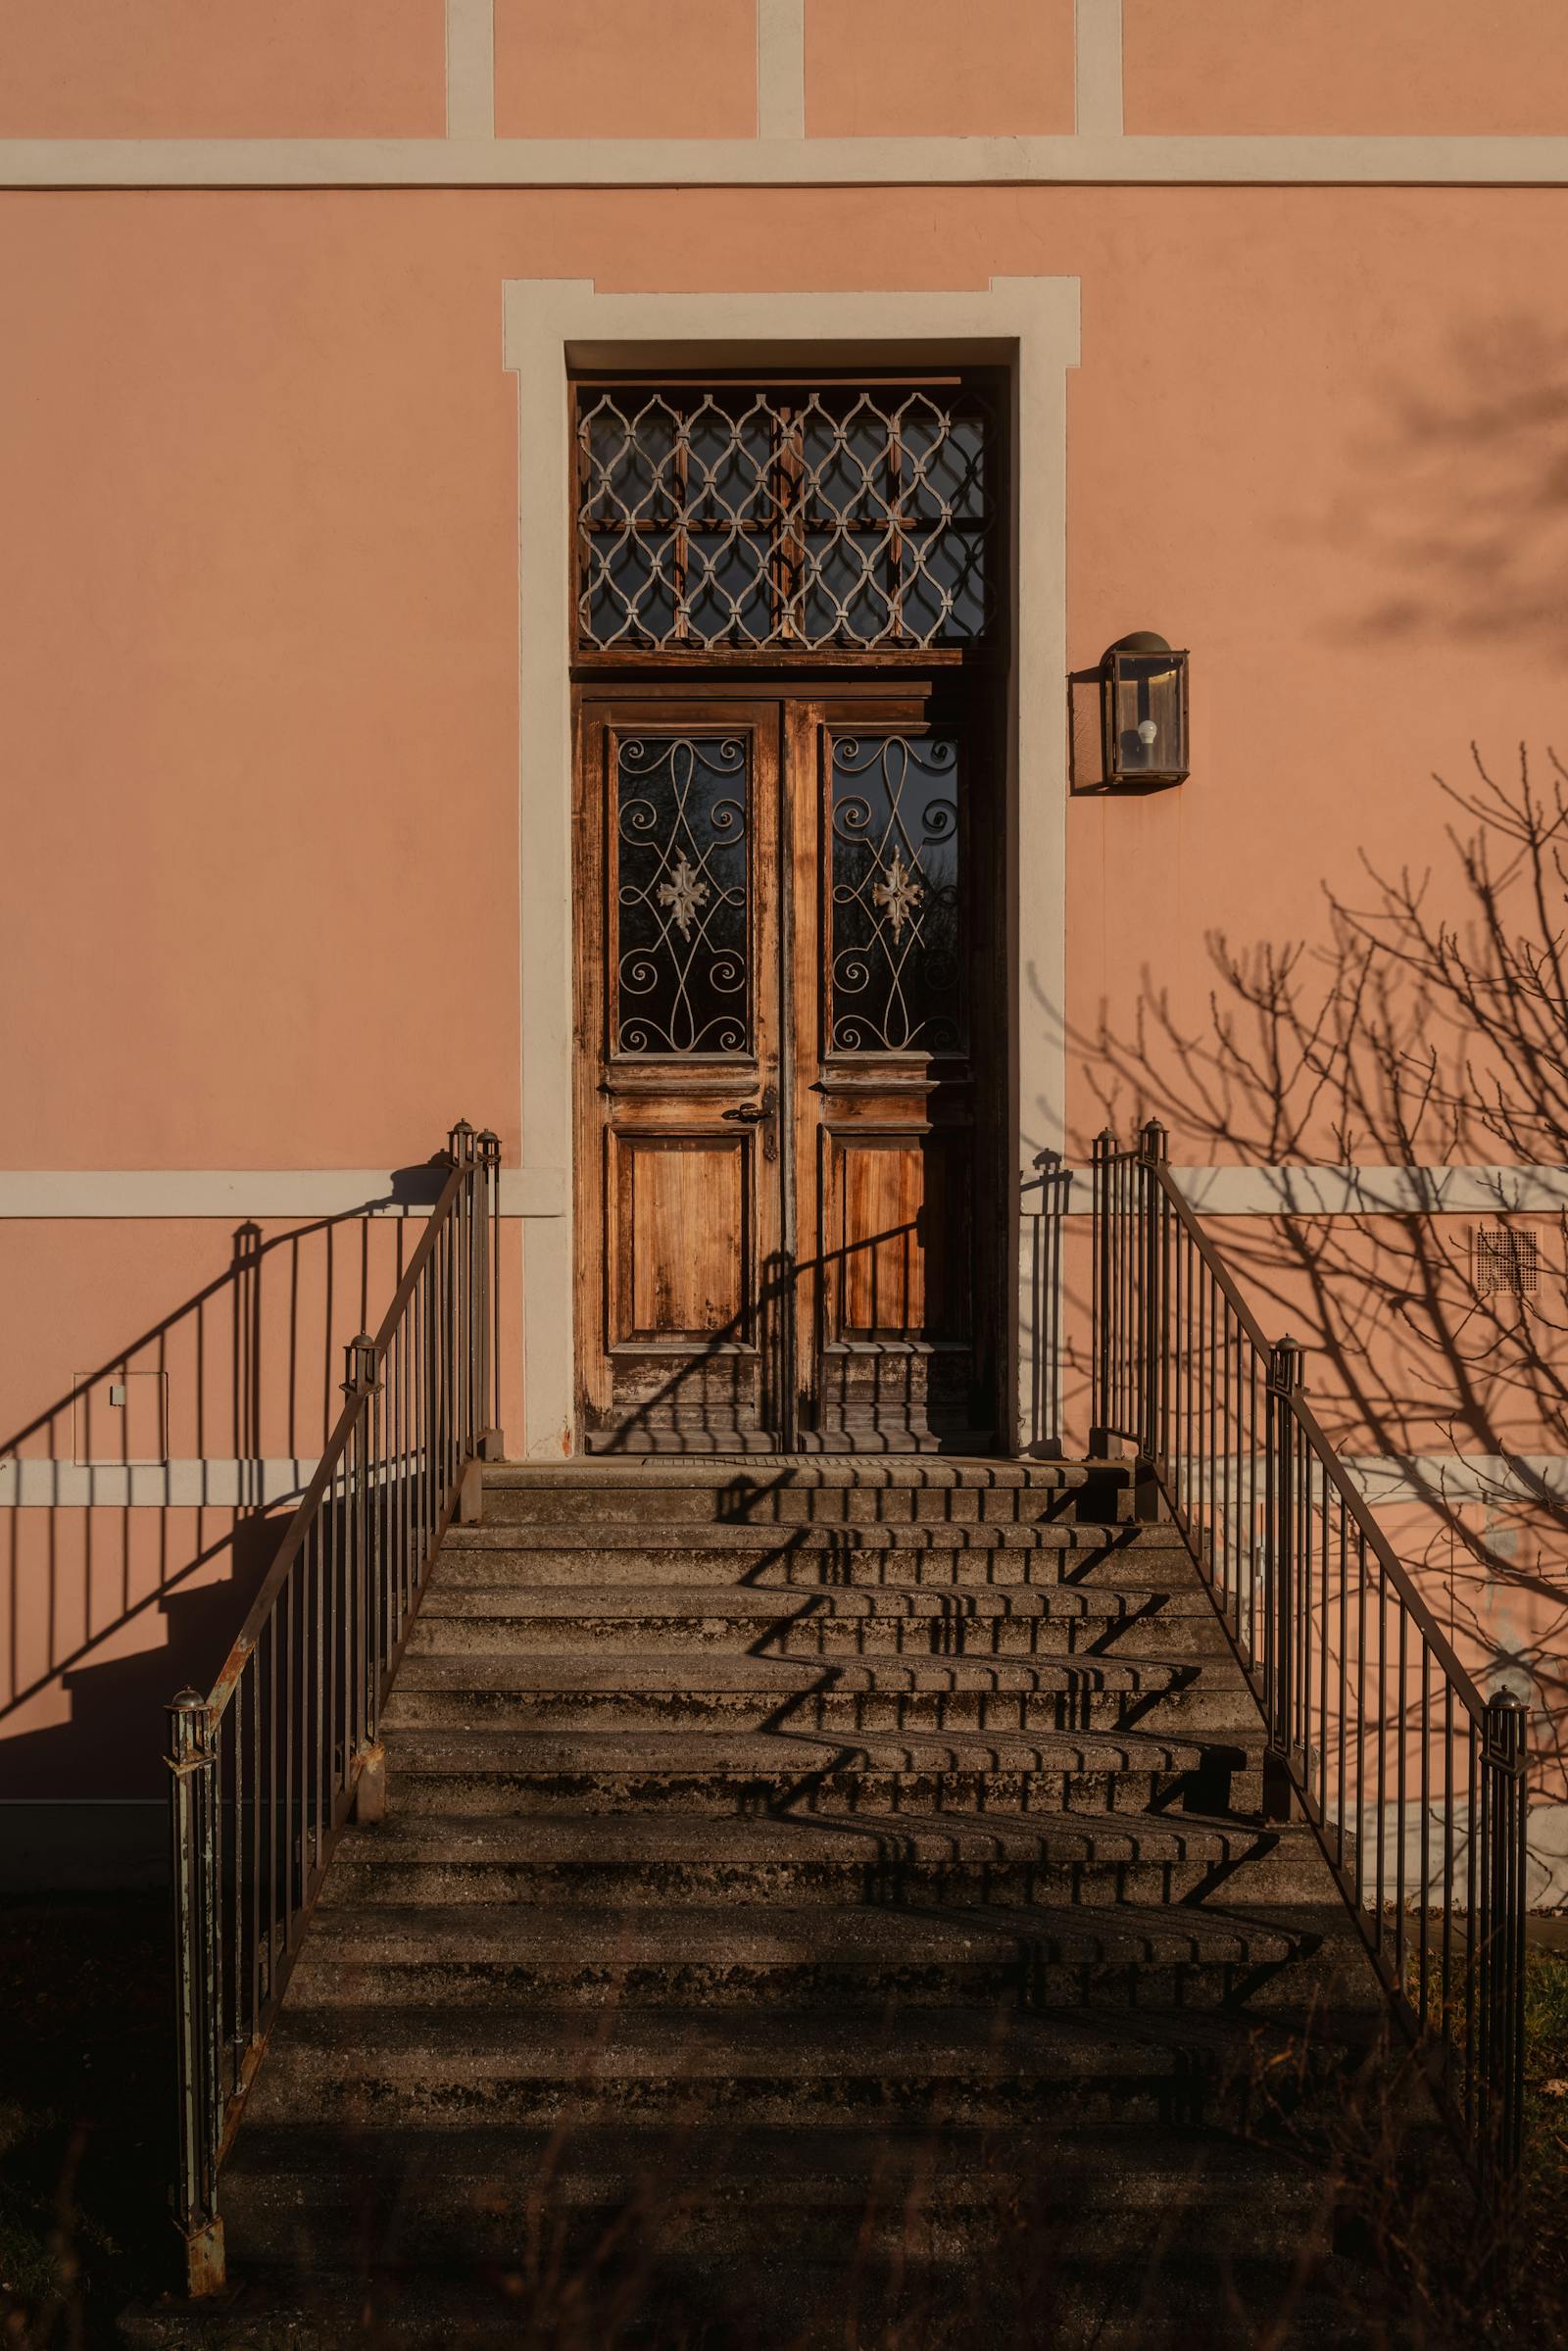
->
573, 679, 1002, 1452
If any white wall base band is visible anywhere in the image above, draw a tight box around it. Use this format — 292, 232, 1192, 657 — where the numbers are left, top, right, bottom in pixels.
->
0, 1458, 319, 1507
0, 1164, 1554, 1222
0, 1169, 562, 1218
7, 1448, 1564, 1513
10, 134, 1568, 189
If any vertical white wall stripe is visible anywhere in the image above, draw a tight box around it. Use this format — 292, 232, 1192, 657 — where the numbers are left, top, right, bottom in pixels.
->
1074, 0, 1124, 137
447, 0, 496, 138
757, 0, 807, 139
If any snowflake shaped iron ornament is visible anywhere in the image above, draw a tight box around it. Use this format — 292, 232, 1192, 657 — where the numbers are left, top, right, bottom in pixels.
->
657, 855, 710, 941
872, 850, 923, 944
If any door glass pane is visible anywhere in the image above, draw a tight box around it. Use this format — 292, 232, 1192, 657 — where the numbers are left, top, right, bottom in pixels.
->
829, 733, 963, 1053
615, 734, 750, 1054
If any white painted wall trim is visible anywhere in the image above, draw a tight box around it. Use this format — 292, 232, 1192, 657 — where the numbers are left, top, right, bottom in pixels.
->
757, 0, 806, 140
1174, 1164, 1568, 1216
6, 1449, 1564, 1511
1074, 0, 1123, 139
0, 1163, 1551, 1223
503, 275, 1079, 1458
445, 0, 495, 140
1025, 1163, 1568, 1217
0, 1457, 318, 1506
11, 134, 1568, 190
1349, 1453, 1568, 1505
0, 1169, 562, 1218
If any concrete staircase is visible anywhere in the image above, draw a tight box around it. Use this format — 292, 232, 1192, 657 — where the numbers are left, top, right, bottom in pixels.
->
220, 1459, 1404, 2347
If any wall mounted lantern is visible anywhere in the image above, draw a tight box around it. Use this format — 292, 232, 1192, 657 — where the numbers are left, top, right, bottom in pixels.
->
1100, 632, 1189, 786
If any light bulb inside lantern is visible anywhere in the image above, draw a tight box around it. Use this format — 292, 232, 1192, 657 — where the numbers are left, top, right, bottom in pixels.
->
1136, 717, 1158, 749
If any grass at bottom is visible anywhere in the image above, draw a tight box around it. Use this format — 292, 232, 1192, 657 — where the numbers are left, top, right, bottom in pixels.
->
0, 1893, 171, 2347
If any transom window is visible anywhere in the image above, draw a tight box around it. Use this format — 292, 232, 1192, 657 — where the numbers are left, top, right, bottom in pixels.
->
574, 378, 998, 654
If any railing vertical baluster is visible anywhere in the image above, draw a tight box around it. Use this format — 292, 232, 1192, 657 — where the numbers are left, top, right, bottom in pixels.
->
1265, 1337, 1302, 1762
168, 1690, 225, 2294
1482, 1690, 1530, 2184
1355, 1535, 1368, 1916
1465, 1717, 1480, 2132
1139, 1122, 1167, 1472
1419, 1644, 1432, 2027
1091, 1132, 1109, 1446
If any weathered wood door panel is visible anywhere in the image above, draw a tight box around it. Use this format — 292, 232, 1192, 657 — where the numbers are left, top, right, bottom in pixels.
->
795, 693, 996, 1448
576, 701, 783, 1448
575, 686, 998, 1452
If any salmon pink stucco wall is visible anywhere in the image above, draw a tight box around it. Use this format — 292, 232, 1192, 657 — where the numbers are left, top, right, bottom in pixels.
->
1123, 0, 1568, 136
805, 0, 1075, 137
4, 187, 1567, 1174
5, 183, 1568, 1790
0, 0, 446, 137
495, 0, 760, 139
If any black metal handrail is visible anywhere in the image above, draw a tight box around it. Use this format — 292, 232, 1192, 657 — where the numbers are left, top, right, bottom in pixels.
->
1092, 1121, 1530, 2192
166, 1120, 503, 2294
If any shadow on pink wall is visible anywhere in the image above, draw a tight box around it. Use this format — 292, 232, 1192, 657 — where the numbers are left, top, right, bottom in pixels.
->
0, 1171, 452, 1799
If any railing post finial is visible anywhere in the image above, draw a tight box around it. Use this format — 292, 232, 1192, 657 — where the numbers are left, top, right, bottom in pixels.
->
448, 1117, 478, 1169
342, 1332, 378, 1396
1139, 1117, 1168, 1164
1268, 1333, 1305, 1393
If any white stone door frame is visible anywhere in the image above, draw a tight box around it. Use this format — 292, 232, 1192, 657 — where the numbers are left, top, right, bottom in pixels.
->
503, 275, 1080, 1457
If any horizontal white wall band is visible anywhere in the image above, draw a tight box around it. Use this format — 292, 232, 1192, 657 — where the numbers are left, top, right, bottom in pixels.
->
7, 134, 1568, 190
5, 1451, 1564, 1510
1, 1458, 318, 1507
1019, 1164, 1568, 1217
0, 1164, 1557, 1223
1172, 1164, 1568, 1216
0, 1169, 563, 1219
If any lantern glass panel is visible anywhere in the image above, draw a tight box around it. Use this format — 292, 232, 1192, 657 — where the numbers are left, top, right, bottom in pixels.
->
1109, 653, 1186, 779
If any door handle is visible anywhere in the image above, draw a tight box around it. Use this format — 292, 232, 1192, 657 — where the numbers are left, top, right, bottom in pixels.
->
722, 1084, 779, 1161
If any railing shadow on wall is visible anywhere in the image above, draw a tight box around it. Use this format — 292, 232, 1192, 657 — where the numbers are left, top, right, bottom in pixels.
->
0, 1163, 462, 1803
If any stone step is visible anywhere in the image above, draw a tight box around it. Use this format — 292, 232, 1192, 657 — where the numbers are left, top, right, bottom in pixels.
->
480, 1483, 1129, 1528
325, 1807, 1330, 1909
241, 2001, 1353, 2135
382, 1651, 1258, 1738
410, 1582, 1233, 1660
437, 1520, 1200, 1590
483, 1457, 1132, 1493
147, 2240, 1366, 2351
381, 1723, 1268, 1817
285, 1897, 1371, 2016
220, 2117, 1338, 2275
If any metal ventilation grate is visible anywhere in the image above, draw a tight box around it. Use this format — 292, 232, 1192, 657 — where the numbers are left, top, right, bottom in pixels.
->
1474, 1227, 1540, 1297
573, 382, 997, 652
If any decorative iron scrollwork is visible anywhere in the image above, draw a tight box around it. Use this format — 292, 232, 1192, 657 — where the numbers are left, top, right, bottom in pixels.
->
616, 736, 749, 1054
830, 734, 962, 1054
576, 384, 994, 652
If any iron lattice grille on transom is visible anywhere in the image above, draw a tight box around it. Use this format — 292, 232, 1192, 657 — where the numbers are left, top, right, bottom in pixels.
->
574, 384, 995, 651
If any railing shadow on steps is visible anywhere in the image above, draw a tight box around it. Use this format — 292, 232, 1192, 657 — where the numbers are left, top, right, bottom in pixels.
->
165, 1121, 504, 2295
1091, 1119, 1530, 2202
